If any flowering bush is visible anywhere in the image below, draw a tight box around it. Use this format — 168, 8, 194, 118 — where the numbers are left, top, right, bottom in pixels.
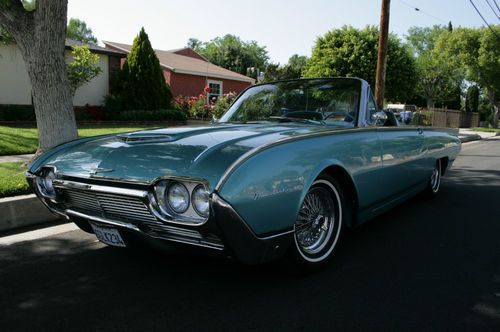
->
172, 91, 238, 120
213, 92, 237, 119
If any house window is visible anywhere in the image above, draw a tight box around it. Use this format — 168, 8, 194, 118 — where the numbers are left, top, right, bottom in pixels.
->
207, 80, 223, 102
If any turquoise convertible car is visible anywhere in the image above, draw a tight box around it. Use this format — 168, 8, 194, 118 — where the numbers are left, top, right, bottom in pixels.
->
26, 78, 461, 268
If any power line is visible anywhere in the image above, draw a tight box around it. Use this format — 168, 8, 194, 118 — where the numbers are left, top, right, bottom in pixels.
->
494, 0, 500, 12
398, 0, 448, 24
485, 0, 500, 20
469, 0, 500, 41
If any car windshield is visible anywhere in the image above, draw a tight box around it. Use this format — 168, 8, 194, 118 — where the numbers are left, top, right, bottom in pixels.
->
219, 78, 361, 127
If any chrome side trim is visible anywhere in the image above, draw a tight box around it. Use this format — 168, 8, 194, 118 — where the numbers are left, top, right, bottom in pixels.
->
53, 180, 148, 198
214, 127, 374, 191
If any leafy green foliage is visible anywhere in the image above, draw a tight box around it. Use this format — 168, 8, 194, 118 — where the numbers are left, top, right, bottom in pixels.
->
405, 25, 447, 56
466, 85, 479, 113
263, 54, 308, 82
405, 25, 464, 109
67, 18, 98, 44
434, 26, 500, 126
66, 46, 102, 95
212, 92, 237, 119
190, 34, 269, 76
119, 28, 172, 110
304, 26, 417, 102
0, 162, 30, 198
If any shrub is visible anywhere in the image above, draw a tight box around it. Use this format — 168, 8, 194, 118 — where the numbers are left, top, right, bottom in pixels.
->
213, 92, 237, 119
74, 105, 106, 121
118, 109, 187, 122
187, 94, 211, 119
0, 105, 35, 121
120, 28, 173, 110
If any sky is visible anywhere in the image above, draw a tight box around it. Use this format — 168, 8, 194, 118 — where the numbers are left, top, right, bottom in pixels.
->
67, 0, 498, 64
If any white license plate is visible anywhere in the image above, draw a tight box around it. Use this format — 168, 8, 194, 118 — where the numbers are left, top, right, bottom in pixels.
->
90, 223, 126, 247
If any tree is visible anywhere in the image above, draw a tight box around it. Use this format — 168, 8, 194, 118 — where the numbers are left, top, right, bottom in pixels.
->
405, 25, 447, 56
191, 34, 269, 77
466, 85, 479, 113
263, 54, 308, 82
435, 26, 500, 127
413, 52, 462, 109
67, 18, 97, 44
0, 0, 77, 153
66, 45, 102, 95
304, 25, 417, 102
186, 37, 202, 50
120, 27, 172, 110
405, 25, 464, 109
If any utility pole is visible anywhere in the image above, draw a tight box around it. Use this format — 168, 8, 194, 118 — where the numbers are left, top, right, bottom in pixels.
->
375, 0, 390, 110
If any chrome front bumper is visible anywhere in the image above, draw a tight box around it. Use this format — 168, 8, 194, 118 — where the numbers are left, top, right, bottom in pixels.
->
27, 175, 294, 264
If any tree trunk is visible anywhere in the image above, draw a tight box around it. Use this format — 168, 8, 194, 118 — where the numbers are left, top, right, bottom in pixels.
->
486, 90, 499, 128
0, 0, 77, 154
493, 102, 499, 129
426, 98, 435, 110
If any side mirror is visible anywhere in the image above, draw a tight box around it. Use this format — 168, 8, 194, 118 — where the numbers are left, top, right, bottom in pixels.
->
372, 111, 388, 126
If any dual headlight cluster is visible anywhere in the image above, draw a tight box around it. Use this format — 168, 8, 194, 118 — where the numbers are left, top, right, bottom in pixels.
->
153, 180, 210, 223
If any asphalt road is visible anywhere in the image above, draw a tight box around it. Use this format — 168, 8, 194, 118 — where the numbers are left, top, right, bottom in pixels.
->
1, 139, 499, 331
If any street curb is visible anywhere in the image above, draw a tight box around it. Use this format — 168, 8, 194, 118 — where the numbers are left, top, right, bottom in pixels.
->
0, 194, 62, 232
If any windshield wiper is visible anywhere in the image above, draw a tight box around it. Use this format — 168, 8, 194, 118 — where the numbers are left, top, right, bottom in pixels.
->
269, 116, 326, 125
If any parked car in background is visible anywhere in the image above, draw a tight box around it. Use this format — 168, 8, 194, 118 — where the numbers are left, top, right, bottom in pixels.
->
26, 78, 461, 269
387, 104, 417, 125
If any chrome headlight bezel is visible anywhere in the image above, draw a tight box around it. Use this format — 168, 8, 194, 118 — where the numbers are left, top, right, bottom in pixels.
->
191, 184, 210, 218
151, 178, 211, 225
35, 166, 58, 199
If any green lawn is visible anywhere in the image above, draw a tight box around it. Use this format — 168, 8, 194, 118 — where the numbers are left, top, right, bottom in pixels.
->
0, 125, 155, 156
471, 127, 500, 133
0, 162, 30, 198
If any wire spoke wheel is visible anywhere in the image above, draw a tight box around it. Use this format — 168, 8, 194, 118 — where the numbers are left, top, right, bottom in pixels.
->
292, 176, 344, 266
430, 159, 441, 193
295, 187, 334, 254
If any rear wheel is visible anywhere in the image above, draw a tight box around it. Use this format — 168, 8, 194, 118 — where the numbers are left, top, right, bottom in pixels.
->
424, 159, 441, 196
289, 175, 344, 269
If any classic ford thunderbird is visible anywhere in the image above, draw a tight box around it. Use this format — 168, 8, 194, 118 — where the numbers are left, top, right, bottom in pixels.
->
26, 78, 461, 268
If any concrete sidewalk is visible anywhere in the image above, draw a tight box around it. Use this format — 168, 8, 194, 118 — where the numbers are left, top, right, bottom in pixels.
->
0, 153, 34, 163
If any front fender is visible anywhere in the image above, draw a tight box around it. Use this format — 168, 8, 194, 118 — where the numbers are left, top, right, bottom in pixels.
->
216, 138, 360, 236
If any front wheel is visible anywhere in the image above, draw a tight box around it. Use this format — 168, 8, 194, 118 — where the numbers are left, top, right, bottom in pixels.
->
289, 175, 345, 269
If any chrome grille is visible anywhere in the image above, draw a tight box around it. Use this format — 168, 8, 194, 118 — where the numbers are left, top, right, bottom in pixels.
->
62, 188, 157, 223
140, 220, 224, 250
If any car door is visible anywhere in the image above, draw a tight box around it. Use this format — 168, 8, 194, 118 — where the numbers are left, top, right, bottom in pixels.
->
365, 89, 425, 201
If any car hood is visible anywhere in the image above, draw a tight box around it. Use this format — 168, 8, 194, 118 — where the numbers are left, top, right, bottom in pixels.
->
32, 124, 344, 189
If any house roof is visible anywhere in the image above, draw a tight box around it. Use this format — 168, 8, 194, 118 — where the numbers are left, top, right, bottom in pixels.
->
103, 41, 255, 83
65, 39, 126, 57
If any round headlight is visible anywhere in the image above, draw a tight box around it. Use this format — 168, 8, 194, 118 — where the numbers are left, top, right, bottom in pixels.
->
43, 170, 56, 195
192, 185, 210, 217
166, 182, 189, 214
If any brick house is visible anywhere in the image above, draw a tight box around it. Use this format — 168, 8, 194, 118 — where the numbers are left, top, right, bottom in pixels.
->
103, 41, 254, 100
